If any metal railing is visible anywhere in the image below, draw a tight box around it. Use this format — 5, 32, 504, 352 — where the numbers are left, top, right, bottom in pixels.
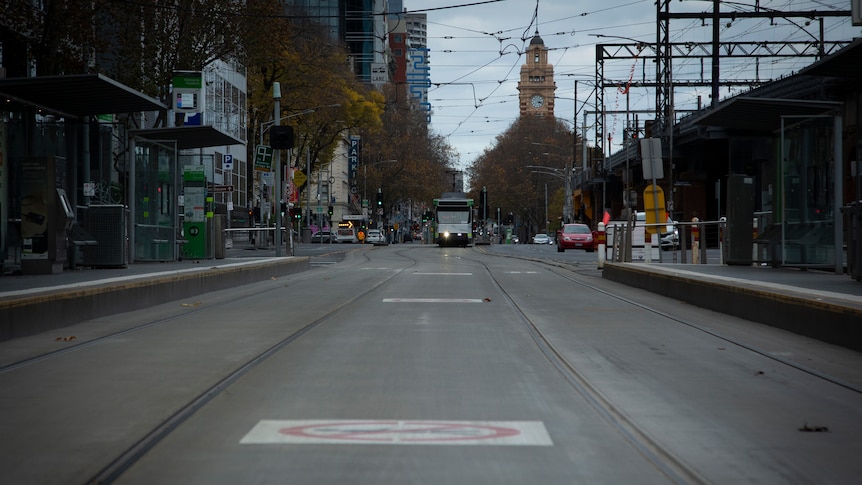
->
606, 218, 727, 264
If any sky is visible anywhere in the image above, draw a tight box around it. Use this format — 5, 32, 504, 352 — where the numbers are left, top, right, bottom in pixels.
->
403, 0, 861, 172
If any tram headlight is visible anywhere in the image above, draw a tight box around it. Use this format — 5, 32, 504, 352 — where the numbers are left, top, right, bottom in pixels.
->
443, 231, 450, 239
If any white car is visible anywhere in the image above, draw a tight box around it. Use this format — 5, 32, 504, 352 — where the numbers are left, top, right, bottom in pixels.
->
532, 233, 551, 244
365, 229, 387, 244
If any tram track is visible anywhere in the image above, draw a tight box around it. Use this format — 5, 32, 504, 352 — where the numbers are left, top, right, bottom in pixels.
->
481, 248, 862, 395
460, 251, 707, 485
465, 247, 862, 483
5, 246, 859, 484
83, 249, 418, 484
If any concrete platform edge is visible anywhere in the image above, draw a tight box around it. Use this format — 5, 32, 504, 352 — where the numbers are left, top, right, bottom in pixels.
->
602, 262, 862, 353
0, 257, 310, 341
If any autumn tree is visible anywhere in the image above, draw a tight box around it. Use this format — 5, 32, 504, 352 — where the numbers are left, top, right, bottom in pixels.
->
468, 116, 576, 237
243, 1, 385, 198
359, 84, 454, 215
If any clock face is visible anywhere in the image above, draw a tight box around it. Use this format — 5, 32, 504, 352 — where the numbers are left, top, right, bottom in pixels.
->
530, 94, 544, 109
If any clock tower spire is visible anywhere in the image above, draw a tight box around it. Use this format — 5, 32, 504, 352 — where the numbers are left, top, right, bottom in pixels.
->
518, 31, 556, 118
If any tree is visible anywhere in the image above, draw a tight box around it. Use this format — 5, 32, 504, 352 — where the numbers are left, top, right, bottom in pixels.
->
0, 0, 107, 76
468, 116, 577, 236
359, 84, 454, 213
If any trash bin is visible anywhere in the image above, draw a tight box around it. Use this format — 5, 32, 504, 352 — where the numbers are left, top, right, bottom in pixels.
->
301, 227, 312, 244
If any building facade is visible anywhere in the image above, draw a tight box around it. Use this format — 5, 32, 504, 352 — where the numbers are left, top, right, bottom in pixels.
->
518, 33, 556, 118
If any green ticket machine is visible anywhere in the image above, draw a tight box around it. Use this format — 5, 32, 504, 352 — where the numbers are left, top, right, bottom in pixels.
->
182, 165, 207, 259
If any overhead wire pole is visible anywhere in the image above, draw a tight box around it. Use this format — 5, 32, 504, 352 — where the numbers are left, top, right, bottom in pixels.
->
273, 83, 283, 257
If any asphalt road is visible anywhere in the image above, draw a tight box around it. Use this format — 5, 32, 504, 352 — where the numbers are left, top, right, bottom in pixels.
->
2, 245, 861, 484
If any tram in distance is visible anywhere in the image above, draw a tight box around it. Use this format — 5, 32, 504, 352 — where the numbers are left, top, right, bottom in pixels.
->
434, 192, 473, 247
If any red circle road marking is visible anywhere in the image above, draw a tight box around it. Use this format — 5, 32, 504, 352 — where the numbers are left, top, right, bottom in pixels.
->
278, 421, 521, 443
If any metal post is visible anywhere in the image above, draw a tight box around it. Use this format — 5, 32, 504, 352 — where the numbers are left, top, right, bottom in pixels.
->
273, 82, 282, 257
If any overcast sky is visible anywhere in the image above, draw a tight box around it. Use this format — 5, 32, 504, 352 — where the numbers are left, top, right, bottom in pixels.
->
404, 0, 860, 171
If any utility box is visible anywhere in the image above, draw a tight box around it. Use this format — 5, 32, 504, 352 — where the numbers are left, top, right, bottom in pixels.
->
725, 174, 755, 265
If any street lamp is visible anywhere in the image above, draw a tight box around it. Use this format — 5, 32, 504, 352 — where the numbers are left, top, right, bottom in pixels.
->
526, 164, 576, 226
258, 102, 341, 253
530, 141, 574, 224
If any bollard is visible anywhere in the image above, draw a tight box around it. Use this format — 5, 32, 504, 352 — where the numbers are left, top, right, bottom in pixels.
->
691, 217, 700, 264
597, 222, 606, 269
644, 230, 652, 264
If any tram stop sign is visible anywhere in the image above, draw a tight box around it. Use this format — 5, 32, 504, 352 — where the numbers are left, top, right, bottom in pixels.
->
643, 184, 666, 234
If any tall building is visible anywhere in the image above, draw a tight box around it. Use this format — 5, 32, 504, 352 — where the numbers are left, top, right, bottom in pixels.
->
404, 13, 430, 120
286, 0, 390, 86
518, 32, 556, 118
387, 6, 430, 121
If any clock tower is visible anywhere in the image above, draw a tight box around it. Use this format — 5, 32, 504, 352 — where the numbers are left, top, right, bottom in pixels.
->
518, 32, 555, 117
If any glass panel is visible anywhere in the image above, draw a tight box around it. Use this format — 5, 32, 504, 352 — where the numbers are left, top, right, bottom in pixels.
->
134, 139, 177, 261
781, 116, 835, 267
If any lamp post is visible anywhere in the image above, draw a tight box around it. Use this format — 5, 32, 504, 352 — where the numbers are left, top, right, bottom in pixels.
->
272, 83, 283, 257
258, 102, 341, 249
530, 142, 574, 224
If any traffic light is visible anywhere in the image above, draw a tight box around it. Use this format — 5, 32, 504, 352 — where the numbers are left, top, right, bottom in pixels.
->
327, 205, 333, 216
291, 208, 301, 220
270, 125, 294, 149
376, 191, 383, 208
280, 202, 287, 215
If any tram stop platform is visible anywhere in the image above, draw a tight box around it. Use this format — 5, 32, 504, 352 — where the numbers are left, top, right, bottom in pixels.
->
0, 246, 309, 341
603, 262, 862, 353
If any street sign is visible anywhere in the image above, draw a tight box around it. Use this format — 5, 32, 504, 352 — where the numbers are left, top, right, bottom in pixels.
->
213, 185, 233, 193
254, 145, 273, 172
643, 184, 666, 234
293, 170, 307, 188
640, 138, 664, 179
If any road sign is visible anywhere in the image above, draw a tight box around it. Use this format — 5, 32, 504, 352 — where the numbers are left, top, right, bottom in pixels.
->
640, 138, 664, 179
292, 170, 307, 188
254, 145, 273, 172
223, 154, 233, 171
643, 184, 666, 234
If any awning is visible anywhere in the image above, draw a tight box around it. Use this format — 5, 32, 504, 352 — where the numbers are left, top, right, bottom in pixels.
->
689, 97, 841, 133
130, 125, 245, 149
0, 73, 166, 118
798, 37, 862, 79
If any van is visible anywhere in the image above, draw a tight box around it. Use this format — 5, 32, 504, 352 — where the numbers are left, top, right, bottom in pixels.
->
606, 211, 678, 260
336, 227, 358, 243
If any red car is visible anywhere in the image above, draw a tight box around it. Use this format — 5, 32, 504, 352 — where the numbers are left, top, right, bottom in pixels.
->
556, 223, 595, 252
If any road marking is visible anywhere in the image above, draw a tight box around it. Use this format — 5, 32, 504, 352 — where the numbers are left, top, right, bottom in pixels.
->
240, 420, 553, 446
503, 271, 538, 274
382, 298, 483, 303
413, 272, 473, 275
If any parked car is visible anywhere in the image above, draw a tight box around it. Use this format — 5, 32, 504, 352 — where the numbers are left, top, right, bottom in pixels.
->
532, 233, 551, 245
365, 229, 387, 245
310, 231, 333, 243
556, 223, 595, 252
